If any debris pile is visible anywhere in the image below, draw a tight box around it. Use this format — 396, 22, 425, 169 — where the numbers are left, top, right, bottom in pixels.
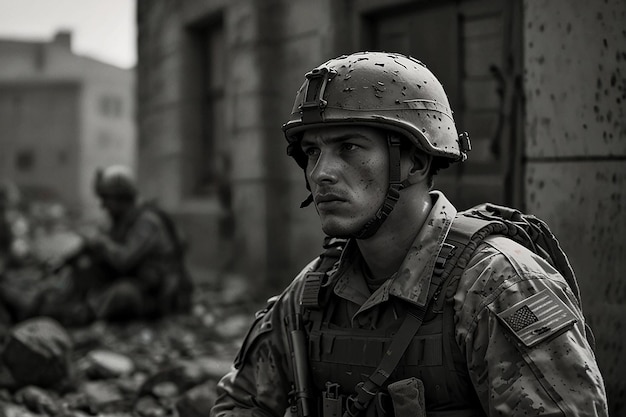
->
0, 275, 261, 417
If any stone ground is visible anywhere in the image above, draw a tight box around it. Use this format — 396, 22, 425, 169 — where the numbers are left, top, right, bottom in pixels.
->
0, 228, 265, 417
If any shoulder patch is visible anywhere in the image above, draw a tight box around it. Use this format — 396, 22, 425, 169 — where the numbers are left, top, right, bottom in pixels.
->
495, 288, 577, 347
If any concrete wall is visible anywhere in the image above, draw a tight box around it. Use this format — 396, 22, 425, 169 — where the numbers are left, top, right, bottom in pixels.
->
136, 0, 328, 291
229, 0, 330, 293
523, 0, 626, 413
136, 0, 228, 283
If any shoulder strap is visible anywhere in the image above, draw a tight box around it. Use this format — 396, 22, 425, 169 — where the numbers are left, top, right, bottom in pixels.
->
140, 202, 187, 258
429, 214, 507, 313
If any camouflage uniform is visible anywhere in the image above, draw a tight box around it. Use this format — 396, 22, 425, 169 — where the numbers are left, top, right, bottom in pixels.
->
212, 192, 608, 417
85, 203, 192, 320
33, 203, 192, 325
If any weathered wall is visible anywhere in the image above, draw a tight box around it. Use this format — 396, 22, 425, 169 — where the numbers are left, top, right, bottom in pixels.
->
228, 0, 330, 293
523, 0, 626, 413
136, 0, 329, 291
137, 0, 223, 281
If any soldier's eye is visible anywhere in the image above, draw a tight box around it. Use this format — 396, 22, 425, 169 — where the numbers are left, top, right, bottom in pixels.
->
303, 147, 320, 157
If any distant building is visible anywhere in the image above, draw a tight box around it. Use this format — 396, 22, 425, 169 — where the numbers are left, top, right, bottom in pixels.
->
0, 31, 136, 220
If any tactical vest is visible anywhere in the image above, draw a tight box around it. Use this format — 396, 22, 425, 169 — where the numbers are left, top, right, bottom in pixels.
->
296, 203, 589, 417
299, 238, 483, 417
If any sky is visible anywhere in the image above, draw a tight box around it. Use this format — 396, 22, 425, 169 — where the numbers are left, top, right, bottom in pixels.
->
0, 0, 136, 69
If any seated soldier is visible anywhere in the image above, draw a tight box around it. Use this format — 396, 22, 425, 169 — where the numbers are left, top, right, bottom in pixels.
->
36, 165, 194, 325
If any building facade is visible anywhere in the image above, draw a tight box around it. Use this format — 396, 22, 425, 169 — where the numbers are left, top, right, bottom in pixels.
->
0, 31, 136, 220
135, 1, 625, 413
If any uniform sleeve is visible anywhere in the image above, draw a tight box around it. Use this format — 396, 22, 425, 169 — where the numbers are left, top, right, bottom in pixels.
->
211, 303, 292, 417
454, 237, 608, 417
96, 211, 163, 273
211, 261, 319, 417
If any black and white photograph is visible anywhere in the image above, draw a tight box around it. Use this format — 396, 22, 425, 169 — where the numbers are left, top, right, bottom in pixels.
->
0, 1, 623, 416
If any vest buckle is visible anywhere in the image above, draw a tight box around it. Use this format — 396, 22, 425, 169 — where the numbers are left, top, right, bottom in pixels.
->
323, 382, 344, 417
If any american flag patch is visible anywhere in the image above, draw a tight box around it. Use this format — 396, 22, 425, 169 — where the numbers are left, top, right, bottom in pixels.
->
496, 288, 578, 347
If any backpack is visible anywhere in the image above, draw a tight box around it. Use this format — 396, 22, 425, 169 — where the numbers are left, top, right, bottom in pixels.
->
140, 202, 194, 314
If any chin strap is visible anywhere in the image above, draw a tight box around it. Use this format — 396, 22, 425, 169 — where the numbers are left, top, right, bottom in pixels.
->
300, 192, 314, 208
352, 134, 408, 240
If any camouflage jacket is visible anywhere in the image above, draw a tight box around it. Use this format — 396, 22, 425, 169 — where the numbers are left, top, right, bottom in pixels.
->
92, 204, 182, 291
211, 192, 608, 417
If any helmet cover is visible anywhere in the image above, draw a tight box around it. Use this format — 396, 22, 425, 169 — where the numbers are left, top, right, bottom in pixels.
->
94, 165, 137, 199
283, 51, 469, 168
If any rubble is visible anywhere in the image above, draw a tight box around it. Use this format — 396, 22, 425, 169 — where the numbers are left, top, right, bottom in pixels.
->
0, 279, 261, 417
0, 203, 264, 417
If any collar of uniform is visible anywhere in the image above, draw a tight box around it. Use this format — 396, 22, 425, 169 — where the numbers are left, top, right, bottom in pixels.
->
331, 191, 457, 314
386, 191, 456, 308
329, 239, 372, 307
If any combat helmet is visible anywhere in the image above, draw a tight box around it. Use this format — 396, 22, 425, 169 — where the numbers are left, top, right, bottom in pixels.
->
94, 165, 137, 200
282, 51, 471, 239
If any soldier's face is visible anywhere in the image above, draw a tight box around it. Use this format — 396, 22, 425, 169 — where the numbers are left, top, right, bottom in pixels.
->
301, 126, 389, 238
99, 195, 131, 220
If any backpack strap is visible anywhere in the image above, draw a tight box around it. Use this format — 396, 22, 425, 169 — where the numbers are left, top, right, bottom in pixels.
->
433, 215, 507, 302
140, 202, 188, 259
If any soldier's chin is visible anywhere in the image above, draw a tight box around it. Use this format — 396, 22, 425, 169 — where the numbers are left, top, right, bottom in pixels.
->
320, 221, 357, 239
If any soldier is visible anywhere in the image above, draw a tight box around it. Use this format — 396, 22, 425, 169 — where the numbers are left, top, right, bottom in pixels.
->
211, 52, 608, 416
35, 165, 193, 325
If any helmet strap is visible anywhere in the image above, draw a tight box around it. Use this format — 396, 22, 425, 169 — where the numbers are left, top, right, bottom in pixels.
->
352, 135, 405, 239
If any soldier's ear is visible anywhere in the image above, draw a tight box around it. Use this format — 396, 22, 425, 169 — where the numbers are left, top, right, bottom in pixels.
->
406, 149, 431, 184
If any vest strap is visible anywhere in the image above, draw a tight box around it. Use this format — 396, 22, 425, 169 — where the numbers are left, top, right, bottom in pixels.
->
344, 306, 426, 417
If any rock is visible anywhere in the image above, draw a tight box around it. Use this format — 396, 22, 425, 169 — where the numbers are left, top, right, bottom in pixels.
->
138, 362, 198, 397
59, 392, 95, 415
138, 356, 230, 400
14, 385, 60, 415
80, 380, 123, 407
82, 349, 134, 379
115, 372, 148, 396
0, 389, 11, 402
0, 317, 73, 390
193, 356, 234, 380
175, 381, 218, 417
0, 402, 40, 417
134, 396, 166, 417
151, 382, 178, 399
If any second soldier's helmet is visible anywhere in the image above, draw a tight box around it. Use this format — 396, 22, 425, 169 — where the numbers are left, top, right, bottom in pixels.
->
283, 51, 470, 168
94, 165, 137, 199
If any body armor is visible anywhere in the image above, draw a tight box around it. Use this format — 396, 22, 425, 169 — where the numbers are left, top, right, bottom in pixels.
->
301, 274, 484, 417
